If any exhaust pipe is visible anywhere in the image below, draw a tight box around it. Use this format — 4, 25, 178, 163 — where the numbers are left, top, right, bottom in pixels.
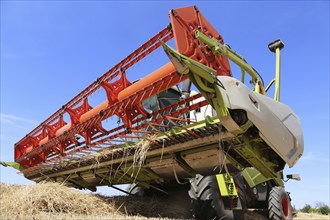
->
268, 39, 285, 101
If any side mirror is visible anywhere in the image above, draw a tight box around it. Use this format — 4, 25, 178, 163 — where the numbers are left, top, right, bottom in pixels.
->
286, 174, 301, 181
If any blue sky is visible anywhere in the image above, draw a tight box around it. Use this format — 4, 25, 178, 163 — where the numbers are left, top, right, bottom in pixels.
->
1, 1, 329, 209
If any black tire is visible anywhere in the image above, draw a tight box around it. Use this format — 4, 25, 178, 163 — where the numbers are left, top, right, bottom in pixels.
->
268, 187, 292, 220
188, 174, 245, 220
127, 183, 192, 219
127, 183, 145, 197
234, 174, 247, 212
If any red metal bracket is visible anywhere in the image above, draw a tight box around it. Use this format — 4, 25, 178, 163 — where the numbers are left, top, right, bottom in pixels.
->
101, 70, 130, 104
66, 99, 92, 125
169, 5, 231, 76
43, 115, 66, 140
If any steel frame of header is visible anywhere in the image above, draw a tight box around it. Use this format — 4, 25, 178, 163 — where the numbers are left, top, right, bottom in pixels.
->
15, 6, 231, 168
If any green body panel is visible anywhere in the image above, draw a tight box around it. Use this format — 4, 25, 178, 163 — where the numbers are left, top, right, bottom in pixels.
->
216, 173, 238, 197
242, 167, 284, 188
0, 162, 26, 171
194, 31, 265, 94
161, 41, 229, 120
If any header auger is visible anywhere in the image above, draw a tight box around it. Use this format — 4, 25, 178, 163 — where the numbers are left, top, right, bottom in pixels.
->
4, 6, 303, 220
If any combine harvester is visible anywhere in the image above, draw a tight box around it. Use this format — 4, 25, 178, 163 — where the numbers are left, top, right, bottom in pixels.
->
3, 6, 303, 220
